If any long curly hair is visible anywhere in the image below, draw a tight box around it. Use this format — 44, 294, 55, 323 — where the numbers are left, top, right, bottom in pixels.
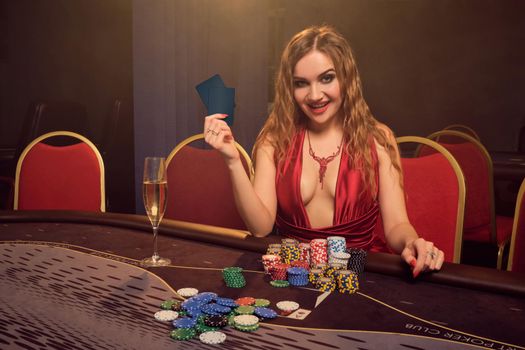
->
253, 25, 401, 196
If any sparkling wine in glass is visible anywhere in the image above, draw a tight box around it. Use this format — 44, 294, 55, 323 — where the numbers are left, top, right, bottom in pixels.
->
141, 157, 171, 267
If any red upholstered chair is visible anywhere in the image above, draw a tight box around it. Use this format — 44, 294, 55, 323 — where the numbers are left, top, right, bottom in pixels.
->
508, 178, 525, 273
14, 131, 105, 212
427, 130, 513, 269
165, 134, 252, 230
443, 124, 481, 141
395, 136, 466, 263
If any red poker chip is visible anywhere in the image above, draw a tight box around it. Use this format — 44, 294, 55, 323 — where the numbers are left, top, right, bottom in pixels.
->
235, 297, 256, 306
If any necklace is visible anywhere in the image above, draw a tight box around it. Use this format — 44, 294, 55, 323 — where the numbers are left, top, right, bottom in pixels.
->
306, 130, 343, 189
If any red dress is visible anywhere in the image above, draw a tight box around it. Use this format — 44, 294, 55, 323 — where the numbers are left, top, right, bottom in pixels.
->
275, 129, 388, 251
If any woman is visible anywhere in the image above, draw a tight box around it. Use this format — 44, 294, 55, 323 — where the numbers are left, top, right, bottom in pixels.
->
204, 25, 444, 277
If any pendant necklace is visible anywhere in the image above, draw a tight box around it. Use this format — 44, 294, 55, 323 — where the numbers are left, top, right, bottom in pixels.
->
307, 130, 343, 189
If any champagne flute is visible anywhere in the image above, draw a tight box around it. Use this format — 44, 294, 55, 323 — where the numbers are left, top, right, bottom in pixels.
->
141, 157, 171, 267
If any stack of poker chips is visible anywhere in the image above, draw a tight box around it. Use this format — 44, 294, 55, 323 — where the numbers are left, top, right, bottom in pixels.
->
347, 248, 367, 275
222, 267, 246, 288
269, 263, 290, 281
327, 236, 347, 260
310, 239, 328, 266
329, 251, 351, 268
280, 242, 301, 264
336, 270, 359, 294
316, 276, 336, 292
286, 267, 309, 286
276, 300, 299, 316
232, 315, 260, 332
298, 242, 311, 264
308, 268, 324, 285
262, 254, 281, 274
290, 260, 309, 269
324, 263, 345, 279
266, 244, 281, 255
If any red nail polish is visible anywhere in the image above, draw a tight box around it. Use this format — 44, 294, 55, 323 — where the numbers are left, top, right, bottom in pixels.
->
413, 270, 419, 278
409, 259, 416, 268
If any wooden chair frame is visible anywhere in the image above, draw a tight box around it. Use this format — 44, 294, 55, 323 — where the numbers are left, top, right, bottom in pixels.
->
508, 178, 525, 272
443, 124, 481, 141
427, 129, 511, 268
397, 136, 466, 263
166, 133, 253, 179
14, 131, 106, 212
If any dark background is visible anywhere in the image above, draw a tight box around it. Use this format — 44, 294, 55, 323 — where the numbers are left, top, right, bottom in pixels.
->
1, 0, 524, 214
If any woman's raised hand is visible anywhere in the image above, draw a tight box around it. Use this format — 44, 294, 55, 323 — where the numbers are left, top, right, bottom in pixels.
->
204, 114, 240, 163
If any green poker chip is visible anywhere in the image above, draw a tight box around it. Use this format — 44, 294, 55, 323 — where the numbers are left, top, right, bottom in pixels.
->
195, 323, 219, 334
254, 298, 270, 307
170, 328, 196, 341
270, 280, 290, 288
235, 323, 260, 332
160, 299, 180, 310
235, 305, 255, 315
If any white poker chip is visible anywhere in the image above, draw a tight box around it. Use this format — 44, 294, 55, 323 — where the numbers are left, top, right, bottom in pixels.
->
176, 287, 199, 297
199, 331, 226, 345
332, 251, 351, 259
276, 301, 300, 312
154, 310, 179, 321
233, 315, 259, 326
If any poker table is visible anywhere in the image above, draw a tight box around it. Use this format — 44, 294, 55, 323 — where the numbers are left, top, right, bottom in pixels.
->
1, 210, 524, 350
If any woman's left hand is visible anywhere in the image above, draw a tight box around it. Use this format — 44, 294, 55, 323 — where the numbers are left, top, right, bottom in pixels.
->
401, 237, 444, 278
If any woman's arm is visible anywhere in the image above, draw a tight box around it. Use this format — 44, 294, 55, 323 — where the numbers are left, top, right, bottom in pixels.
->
375, 124, 444, 276
204, 114, 277, 237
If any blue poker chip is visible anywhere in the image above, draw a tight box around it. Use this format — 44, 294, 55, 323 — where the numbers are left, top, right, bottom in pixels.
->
173, 317, 198, 329
254, 307, 277, 319
287, 267, 309, 275
201, 304, 222, 316
209, 303, 231, 314
182, 299, 205, 309
216, 297, 238, 308
185, 306, 203, 318
193, 292, 218, 303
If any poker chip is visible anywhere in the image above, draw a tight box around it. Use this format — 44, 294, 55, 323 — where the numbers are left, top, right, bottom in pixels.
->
235, 323, 260, 332
270, 280, 289, 288
254, 307, 277, 320
276, 301, 299, 312
177, 287, 199, 297
317, 276, 336, 292
222, 267, 246, 288
253, 298, 270, 307
173, 317, 198, 329
233, 314, 259, 326
199, 331, 226, 345
154, 310, 179, 322
308, 268, 323, 285
160, 299, 180, 310
235, 297, 256, 306
262, 254, 281, 274
287, 267, 309, 286
348, 248, 367, 275
195, 323, 219, 334
170, 328, 196, 341
336, 270, 359, 294
200, 304, 221, 316
216, 297, 238, 308
310, 239, 328, 266
235, 305, 255, 315
192, 292, 218, 303
203, 314, 228, 328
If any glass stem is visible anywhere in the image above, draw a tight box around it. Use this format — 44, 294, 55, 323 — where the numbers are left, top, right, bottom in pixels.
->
152, 225, 160, 262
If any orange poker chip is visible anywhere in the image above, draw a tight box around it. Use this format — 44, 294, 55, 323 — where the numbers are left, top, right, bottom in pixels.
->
235, 297, 256, 306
